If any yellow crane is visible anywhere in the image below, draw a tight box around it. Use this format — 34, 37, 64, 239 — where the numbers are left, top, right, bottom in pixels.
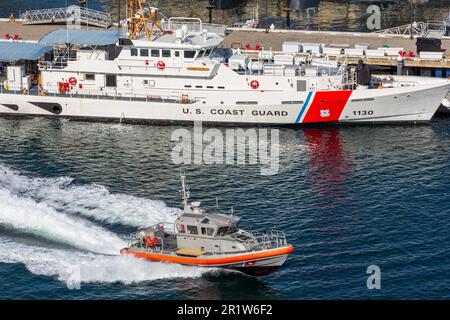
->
127, 0, 164, 40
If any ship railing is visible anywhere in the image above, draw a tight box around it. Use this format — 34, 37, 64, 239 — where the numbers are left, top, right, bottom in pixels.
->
162, 19, 227, 36
21, 84, 200, 104
252, 230, 288, 250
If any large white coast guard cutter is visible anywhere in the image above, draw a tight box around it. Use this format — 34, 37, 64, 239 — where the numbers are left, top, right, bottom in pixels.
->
0, 5, 449, 125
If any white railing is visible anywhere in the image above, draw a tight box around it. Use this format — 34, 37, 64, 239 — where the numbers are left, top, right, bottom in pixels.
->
162, 18, 227, 36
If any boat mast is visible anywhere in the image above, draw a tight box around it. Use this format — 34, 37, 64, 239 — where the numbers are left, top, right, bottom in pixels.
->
127, 0, 163, 40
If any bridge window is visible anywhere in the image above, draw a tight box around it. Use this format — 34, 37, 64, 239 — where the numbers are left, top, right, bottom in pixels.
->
151, 49, 160, 57
217, 226, 229, 237
174, 51, 180, 57
130, 48, 138, 57
187, 225, 198, 235
184, 50, 196, 59
204, 49, 212, 56
140, 49, 149, 57
162, 50, 171, 58
201, 227, 215, 236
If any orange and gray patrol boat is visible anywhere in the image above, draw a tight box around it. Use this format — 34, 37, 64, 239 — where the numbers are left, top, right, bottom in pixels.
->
120, 175, 294, 276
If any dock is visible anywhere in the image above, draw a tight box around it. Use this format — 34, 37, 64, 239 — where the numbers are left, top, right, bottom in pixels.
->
1, 19, 450, 72
224, 28, 450, 71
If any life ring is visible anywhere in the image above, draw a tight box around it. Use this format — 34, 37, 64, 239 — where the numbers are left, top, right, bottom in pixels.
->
250, 80, 259, 89
156, 61, 166, 70
69, 77, 77, 86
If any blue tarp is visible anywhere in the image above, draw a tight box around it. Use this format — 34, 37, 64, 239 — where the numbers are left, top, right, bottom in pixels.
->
39, 29, 121, 46
0, 41, 53, 61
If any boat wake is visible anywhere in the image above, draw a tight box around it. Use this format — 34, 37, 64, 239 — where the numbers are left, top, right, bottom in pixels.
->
0, 164, 181, 227
0, 237, 208, 285
0, 164, 211, 284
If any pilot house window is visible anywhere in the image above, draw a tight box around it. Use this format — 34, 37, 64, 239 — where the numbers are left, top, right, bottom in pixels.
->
162, 50, 171, 58
151, 49, 160, 57
217, 226, 229, 237
201, 227, 214, 236
140, 49, 149, 57
187, 225, 198, 235
130, 48, 138, 56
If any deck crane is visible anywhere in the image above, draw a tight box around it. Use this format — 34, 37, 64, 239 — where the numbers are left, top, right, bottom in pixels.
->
127, 0, 164, 40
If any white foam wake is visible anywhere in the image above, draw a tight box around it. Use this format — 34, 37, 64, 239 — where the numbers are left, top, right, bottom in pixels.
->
0, 165, 181, 228
0, 237, 209, 284
0, 188, 126, 255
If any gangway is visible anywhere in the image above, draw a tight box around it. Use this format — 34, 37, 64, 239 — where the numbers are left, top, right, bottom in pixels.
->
373, 21, 447, 39
20, 6, 112, 29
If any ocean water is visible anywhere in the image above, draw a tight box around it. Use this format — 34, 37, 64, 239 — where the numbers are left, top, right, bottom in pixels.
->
1, 117, 450, 299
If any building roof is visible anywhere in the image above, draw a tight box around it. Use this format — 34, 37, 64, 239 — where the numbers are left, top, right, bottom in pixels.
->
39, 29, 121, 46
0, 41, 53, 62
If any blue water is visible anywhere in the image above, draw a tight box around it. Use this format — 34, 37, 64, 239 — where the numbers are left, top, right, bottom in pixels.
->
1, 117, 450, 299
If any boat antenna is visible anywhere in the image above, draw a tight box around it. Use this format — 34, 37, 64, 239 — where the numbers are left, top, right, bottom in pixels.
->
180, 173, 190, 206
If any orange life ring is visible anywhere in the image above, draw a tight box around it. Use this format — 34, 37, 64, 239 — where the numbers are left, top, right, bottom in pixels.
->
156, 61, 166, 70
250, 80, 259, 89
69, 77, 77, 86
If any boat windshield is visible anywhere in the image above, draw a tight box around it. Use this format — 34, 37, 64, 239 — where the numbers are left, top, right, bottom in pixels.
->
217, 224, 238, 236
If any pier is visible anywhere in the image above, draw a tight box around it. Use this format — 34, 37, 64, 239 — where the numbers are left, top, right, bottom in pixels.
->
1, 19, 450, 73
224, 28, 450, 73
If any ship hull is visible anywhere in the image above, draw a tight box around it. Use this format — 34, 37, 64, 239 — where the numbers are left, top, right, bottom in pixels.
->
0, 82, 448, 125
120, 245, 293, 276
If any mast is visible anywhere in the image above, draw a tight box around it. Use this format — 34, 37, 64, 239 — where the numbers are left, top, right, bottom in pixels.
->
127, 0, 163, 40
180, 174, 190, 207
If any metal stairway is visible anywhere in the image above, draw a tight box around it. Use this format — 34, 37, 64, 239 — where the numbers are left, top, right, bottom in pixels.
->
20, 6, 112, 29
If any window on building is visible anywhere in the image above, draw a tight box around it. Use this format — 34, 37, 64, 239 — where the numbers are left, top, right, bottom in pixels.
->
85, 73, 95, 81
187, 225, 198, 235
130, 48, 138, 56
140, 49, 149, 57
151, 49, 160, 57
105, 74, 117, 87
184, 51, 196, 59
162, 50, 171, 58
